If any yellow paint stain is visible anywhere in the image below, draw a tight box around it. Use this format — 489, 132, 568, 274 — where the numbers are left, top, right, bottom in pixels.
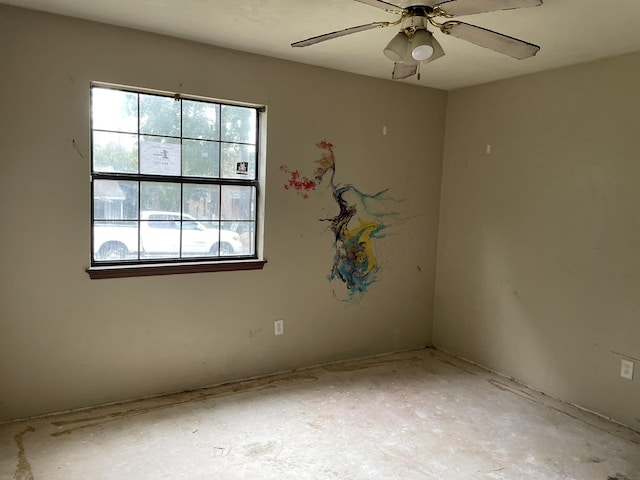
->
340, 219, 382, 275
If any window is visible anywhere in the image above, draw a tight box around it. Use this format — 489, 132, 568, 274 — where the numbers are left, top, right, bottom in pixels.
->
88, 84, 265, 279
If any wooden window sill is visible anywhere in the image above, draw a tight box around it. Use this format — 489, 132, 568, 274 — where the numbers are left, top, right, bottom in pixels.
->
87, 259, 267, 279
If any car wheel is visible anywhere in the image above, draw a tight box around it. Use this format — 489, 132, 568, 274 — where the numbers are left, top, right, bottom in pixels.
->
98, 242, 128, 260
212, 242, 234, 256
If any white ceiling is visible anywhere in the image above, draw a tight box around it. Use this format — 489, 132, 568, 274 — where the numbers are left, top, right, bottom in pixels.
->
4, 0, 640, 90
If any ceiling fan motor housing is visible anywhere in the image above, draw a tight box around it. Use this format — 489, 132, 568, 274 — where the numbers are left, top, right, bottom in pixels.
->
403, 11, 431, 35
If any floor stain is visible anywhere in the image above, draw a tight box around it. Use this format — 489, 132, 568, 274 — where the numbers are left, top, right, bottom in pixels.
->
488, 379, 537, 400
13, 426, 35, 480
211, 446, 228, 456
50, 374, 318, 437
243, 440, 279, 457
323, 355, 422, 373
488, 380, 640, 446
434, 355, 479, 376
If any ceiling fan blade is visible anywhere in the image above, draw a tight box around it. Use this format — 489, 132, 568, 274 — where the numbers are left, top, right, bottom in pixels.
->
441, 21, 540, 59
391, 63, 418, 80
292, 22, 390, 47
435, 0, 542, 17
353, 0, 406, 14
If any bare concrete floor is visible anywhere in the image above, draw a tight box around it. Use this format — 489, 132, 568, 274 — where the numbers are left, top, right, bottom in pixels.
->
1, 348, 639, 479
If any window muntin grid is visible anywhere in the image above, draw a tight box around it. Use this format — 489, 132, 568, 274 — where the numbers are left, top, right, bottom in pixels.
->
90, 85, 261, 266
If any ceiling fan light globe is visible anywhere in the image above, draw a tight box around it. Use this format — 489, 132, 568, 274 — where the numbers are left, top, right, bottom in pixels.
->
410, 29, 435, 61
383, 31, 410, 62
412, 45, 434, 61
422, 34, 446, 64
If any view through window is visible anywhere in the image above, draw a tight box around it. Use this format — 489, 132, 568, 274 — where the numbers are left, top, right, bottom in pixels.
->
90, 84, 262, 269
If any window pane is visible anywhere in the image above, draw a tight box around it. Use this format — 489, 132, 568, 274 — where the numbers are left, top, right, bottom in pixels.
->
140, 94, 180, 137
183, 184, 220, 220
182, 140, 219, 178
92, 88, 138, 133
221, 105, 256, 144
93, 131, 138, 173
93, 180, 139, 220
140, 182, 180, 213
140, 136, 181, 175
181, 217, 218, 258
219, 221, 243, 256
225, 221, 255, 256
221, 185, 255, 221
196, 221, 242, 257
220, 143, 256, 179
183, 100, 219, 140
94, 221, 138, 261
141, 212, 180, 259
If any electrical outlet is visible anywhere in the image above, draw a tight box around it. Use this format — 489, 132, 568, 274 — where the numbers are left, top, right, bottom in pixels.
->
621, 359, 634, 380
274, 319, 284, 336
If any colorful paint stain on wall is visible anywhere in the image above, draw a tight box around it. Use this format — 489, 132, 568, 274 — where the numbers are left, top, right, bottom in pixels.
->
281, 140, 396, 301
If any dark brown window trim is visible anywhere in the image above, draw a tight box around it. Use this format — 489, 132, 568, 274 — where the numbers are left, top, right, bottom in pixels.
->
87, 259, 267, 279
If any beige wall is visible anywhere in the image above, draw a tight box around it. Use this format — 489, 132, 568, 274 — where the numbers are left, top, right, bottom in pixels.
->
0, 5, 445, 421
435, 53, 640, 429
3, 4, 637, 432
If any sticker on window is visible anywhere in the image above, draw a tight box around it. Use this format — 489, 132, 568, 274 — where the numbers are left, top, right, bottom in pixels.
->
140, 141, 181, 175
236, 161, 249, 175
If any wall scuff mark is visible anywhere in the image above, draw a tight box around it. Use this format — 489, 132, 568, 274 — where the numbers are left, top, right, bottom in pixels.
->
71, 138, 85, 161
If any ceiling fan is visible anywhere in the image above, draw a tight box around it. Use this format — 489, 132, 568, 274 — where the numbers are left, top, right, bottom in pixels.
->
292, 0, 543, 80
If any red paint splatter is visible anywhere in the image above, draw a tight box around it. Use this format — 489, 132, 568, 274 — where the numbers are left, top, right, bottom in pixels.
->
315, 140, 334, 151
280, 141, 336, 199
280, 165, 317, 199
